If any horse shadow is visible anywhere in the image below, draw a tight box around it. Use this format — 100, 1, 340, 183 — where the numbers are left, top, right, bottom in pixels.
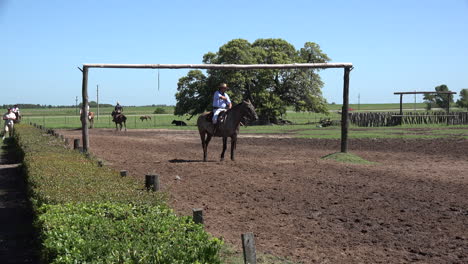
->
168, 159, 214, 163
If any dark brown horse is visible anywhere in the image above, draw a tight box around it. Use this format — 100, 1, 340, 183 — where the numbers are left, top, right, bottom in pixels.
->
112, 111, 127, 131
197, 100, 258, 162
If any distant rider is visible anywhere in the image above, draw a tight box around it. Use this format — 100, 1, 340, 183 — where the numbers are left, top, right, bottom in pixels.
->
2, 108, 17, 140
112, 101, 123, 121
115, 101, 123, 113
11, 104, 21, 123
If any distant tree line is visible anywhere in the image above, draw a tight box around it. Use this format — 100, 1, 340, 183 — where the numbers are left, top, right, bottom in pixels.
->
78, 101, 113, 108
1, 102, 172, 110
1, 104, 61, 109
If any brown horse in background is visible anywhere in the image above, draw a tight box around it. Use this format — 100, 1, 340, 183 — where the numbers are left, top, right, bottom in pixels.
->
197, 100, 258, 162
80, 111, 95, 128
140, 115, 151, 121
112, 111, 127, 131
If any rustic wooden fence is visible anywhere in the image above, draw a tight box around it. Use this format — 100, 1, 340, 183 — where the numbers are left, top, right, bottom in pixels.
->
349, 112, 468, 127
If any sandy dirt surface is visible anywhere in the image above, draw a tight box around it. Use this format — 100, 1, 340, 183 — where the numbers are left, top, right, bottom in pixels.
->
58, 128, 468, 264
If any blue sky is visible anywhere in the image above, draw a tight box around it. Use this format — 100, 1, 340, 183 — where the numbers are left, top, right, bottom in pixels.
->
1, 0, 467, 107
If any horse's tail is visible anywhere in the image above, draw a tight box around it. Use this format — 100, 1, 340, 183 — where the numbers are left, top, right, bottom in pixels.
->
197, 112, 213, 133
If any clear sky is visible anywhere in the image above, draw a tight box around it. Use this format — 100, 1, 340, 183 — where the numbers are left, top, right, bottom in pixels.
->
1, 0, 467, 107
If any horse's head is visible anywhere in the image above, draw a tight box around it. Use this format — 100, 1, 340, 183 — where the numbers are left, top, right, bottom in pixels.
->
242, 99, 258, 121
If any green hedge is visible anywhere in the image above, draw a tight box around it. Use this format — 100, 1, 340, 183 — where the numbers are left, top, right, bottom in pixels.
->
38, 202, 222, 264
15, 124, 222, 263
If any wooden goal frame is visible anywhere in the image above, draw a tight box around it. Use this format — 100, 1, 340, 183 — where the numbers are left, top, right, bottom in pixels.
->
80, 63, 353, 152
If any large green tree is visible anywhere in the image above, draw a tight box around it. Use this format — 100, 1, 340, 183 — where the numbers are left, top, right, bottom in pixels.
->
456, 89, 468, 110
423, 84, 454, 110
174, 38, 330, 123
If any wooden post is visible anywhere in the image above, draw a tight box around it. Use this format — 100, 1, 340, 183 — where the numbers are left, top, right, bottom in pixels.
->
192, 208, 204, 224
120, 170, 127, 177
399, 94, 403, 125
145, 174, 160, 191
242, 232, 256, 264
341, 67, 351, 153
447, 93, 451, 125
81, 66, 89, 152
73, 139, 80, 150
97, 84, 99, 120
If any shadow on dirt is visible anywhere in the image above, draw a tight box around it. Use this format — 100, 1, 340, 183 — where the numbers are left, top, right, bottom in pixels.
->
169, 159, 208, 163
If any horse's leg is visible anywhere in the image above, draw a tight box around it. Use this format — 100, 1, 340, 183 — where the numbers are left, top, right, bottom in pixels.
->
199, 131, 208, 162
220, 137, 227, 161
231, 134, 237, 161
123, 121, 127, 131
200, 131, 212, 162
205, 133, 213, 161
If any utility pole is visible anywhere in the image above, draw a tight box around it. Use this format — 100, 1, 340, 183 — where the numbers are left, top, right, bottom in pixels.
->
75, 96, 78, 115
414, 90, 416, 111
97, 85, 99, 120
358, 93, 361, 111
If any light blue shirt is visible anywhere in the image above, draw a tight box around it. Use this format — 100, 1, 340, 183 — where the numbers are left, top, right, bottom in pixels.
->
213, 90, 231, 109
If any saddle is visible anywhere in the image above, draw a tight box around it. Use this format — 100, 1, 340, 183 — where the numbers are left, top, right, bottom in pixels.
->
205, 111, 227, 124
111, 110, 122, 121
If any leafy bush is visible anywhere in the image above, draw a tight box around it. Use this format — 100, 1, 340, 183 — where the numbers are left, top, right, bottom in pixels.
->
153, 107, 166, 114
15, 124, 223, 263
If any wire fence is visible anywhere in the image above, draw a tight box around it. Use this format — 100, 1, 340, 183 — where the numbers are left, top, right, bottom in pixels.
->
21, 112, 343, 129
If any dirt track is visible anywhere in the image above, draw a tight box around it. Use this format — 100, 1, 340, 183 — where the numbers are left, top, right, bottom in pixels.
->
59, 128, 468, 264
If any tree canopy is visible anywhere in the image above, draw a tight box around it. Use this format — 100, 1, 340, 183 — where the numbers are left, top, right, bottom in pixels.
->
174, 38, 331, 123
422, 84, 454, 110
456, 89, 468, 110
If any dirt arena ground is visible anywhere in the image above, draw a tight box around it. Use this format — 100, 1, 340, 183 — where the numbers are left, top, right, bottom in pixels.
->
58, 128, 468, 264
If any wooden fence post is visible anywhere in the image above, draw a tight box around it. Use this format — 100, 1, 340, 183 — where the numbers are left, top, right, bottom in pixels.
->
242, 232, 256, 264
145, 174, 160, 191
73, 139, 80, 150
192, 208, 204, 224
341, 66, 351, 153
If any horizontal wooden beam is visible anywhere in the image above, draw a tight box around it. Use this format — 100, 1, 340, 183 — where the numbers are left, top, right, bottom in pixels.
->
394, 91, 456, 95
83, 63, 353, 70
391, 115, 458, 117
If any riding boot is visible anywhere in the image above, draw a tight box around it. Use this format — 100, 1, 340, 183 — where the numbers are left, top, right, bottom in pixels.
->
213, 122, 219, 135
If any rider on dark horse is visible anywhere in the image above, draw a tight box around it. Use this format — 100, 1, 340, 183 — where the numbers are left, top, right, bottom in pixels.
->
11, 104, 21, 123
112, 101, 123, 122
212, 83, 232, 133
